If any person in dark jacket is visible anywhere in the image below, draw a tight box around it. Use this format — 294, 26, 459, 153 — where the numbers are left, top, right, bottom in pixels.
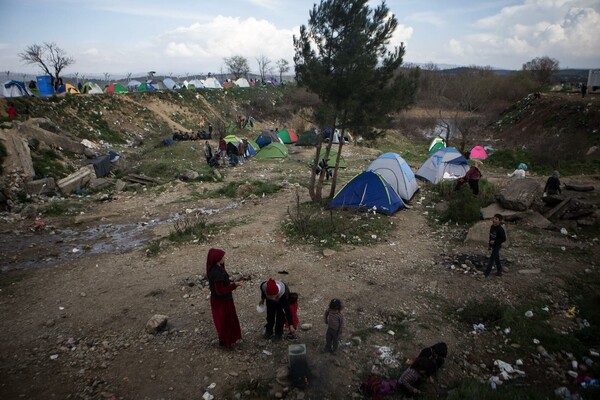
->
462, 161, 482, 195
226, 141, 239, 166
544, 170, 562, 195
259, 279, 296, 340
484, 214, 507, 277
418, 342, 448, 375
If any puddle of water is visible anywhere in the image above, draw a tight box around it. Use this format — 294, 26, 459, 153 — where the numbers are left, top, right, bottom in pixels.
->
0, 203, 238, 272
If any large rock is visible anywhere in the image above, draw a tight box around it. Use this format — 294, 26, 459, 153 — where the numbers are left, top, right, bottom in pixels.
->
0, 129, 35, 178
480, 203, 520, 220
17, 118, 84, 154
465, 220, 510, 247
146, 314, 168, 334
495, 178, 542, 211
57, 164, 95, 195
25, 177, 56, 196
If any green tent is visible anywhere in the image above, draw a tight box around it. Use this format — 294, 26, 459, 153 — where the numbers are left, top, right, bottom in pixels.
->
254, 142, 288, 159
309, 147, 346, 168
278, 129, 298, 144
247, 139, 260, 153
224, 134, 242, 144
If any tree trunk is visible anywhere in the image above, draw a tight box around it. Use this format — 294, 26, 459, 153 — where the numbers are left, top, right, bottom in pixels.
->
308, 139, 323, 201
328, 130, 345, 199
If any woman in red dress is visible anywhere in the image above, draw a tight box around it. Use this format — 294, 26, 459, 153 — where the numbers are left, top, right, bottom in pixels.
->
206, 248, 243, 349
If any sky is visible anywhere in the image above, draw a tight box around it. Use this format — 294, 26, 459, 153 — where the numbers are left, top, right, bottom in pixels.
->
0, 0, 599, 80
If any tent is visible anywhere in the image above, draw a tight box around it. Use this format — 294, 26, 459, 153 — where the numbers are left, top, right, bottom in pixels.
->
81, 82, 103, 94
104, 83, 127, 94
163, 78, 179, 90
469, 145, 488, 160
278, 129, 298, 144
415, 147, 469, 184
310, 147, 346, 168
254, 142, 288, 159
2, 80, 34, 97
246, 139, 260, 156
256, 130, 283, 148
127, 80, 142, 89
203, 77, 223, 89
428, 137, 446, 154
328, 171, 405, 215
58, 83, 80, 94
366, 152, 419, 201
187, 79, 204, 89
36, 76, 55, 96
234, 78, 250, 88
137, 82, 155, 91
223, 134, 242, 144
295, 130, 320, 146
153, 81, 167, 90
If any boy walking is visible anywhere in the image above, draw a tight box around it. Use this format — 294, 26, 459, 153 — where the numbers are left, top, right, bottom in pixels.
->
484, 214, 506, 277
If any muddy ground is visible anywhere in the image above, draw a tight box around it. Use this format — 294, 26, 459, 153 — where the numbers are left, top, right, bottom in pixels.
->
0, 142, 599, 400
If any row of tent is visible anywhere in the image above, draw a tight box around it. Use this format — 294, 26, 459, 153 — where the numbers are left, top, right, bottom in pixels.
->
328, 148, 470, 215
0, 76, 261, 98
427, 136, 490, 160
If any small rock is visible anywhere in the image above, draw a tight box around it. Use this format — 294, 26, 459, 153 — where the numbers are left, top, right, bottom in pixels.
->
300, 323, 312, 331
146, 314, 168, 334
323, 249, 335, 257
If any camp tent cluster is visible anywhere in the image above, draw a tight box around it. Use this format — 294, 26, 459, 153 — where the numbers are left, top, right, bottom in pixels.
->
328, 152, 419, 215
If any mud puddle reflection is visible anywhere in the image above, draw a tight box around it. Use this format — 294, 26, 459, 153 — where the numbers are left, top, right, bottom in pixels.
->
0, 203, 238, 272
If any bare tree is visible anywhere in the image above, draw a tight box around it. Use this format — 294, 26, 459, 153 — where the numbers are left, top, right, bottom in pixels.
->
223, 55, 250, 80
104, 73, 110, 84
19, 42, 74, 84
522, 56, 559, 87
126, 72, 132, 82
276, 59, 290, 84
256, 55, 272, 82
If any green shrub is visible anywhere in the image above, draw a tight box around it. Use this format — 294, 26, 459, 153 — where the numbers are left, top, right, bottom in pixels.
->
440, 185, 482, 224
31, 148, 74, 179
145, 240, 161, 256
45, 200, 83, 216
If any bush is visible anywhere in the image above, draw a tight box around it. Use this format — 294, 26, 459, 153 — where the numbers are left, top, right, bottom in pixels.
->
440, 185, 482, 224
168, 213, 215, 243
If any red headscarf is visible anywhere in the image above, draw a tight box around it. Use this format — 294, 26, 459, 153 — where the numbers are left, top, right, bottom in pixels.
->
206, 247, 225, 275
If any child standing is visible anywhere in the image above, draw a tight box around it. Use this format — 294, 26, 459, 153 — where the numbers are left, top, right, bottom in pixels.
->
284, 292, 299, 338
324, 298, 344, 354
484, 214, 506, 277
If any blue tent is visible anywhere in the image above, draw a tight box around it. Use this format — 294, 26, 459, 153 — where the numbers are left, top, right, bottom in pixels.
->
255, 135, 272, 148
328, 171, 405, 215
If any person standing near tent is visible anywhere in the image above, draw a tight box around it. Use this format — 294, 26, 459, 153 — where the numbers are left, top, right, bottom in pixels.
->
462, 161, 482, 195
258, 278, 296, 340
218, 138, 227, 167
7, 103, 17, 119
206, 248, 244, 349
484, 214, 506, 277
203, 140, 213, 165
544, 171, 562, 195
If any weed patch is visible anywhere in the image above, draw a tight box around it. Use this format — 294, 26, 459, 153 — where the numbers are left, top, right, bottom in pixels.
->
145, 240, 162, 256
283, 194, 394, 248
457, 297, 506, 325
213, 180, 279, 198
44, 200, 85, 216
167, 213, 216, 243
31, 148, 74, 179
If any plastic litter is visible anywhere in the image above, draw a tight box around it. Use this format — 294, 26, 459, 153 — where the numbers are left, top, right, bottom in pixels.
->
525, 310, 534, 318
560, 228, 568, 235
256, 304, 265, 313
473, 323, 486, 332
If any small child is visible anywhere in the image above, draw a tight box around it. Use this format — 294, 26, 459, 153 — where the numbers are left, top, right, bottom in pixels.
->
484, 214, 506, 277
284, 292, 299, 338
324, 298, 344, 354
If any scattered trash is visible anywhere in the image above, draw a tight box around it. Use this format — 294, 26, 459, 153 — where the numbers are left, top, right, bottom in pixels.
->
473, 323, 486, 332
560, 228, 568, 235
387, 330, 395, 336
49, 354, 59, 360
207, 383, 216, 390
533, 339, 540, 344
567, 370, 578, 378
262, 350, 272, 356
202, 392, 214, 400
374, 324, 384, 330
571, 360, 578, 370
515, 359, 524, 366
503, 327, 511, 335
525, 310, 534, 318
541, 306, 550, 312
565, 307, 577, 318
256, 304, 265, 313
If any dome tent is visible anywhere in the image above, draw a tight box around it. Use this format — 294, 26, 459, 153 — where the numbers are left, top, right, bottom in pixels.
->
366, 152, 419, 202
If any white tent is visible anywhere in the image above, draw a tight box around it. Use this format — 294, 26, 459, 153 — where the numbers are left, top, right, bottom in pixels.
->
187, 79, 204, 89
234, 78, 250, 88
127, 80, 142, 88
163, 78, 179, 90
202, 77, 223, 89
415, 148, 469, 184
366, 152, 420, 201
1, 81, 34, 98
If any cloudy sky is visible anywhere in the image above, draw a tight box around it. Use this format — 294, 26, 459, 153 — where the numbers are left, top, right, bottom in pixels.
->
1, 0, 599, 79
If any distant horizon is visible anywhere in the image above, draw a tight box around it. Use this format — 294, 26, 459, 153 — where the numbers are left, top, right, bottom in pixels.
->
1, 1, 598, 76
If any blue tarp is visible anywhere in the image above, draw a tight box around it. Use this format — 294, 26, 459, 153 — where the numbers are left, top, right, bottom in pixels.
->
36, 76, 55, 96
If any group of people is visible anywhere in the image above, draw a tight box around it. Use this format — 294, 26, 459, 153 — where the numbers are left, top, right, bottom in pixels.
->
205, 248, 344, 354
172, 129, 211, 142
203, 138, 250, 168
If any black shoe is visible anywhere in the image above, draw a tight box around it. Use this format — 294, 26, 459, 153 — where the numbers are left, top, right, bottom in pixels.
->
263, 332, 273, 339
496, 272, 503, 277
